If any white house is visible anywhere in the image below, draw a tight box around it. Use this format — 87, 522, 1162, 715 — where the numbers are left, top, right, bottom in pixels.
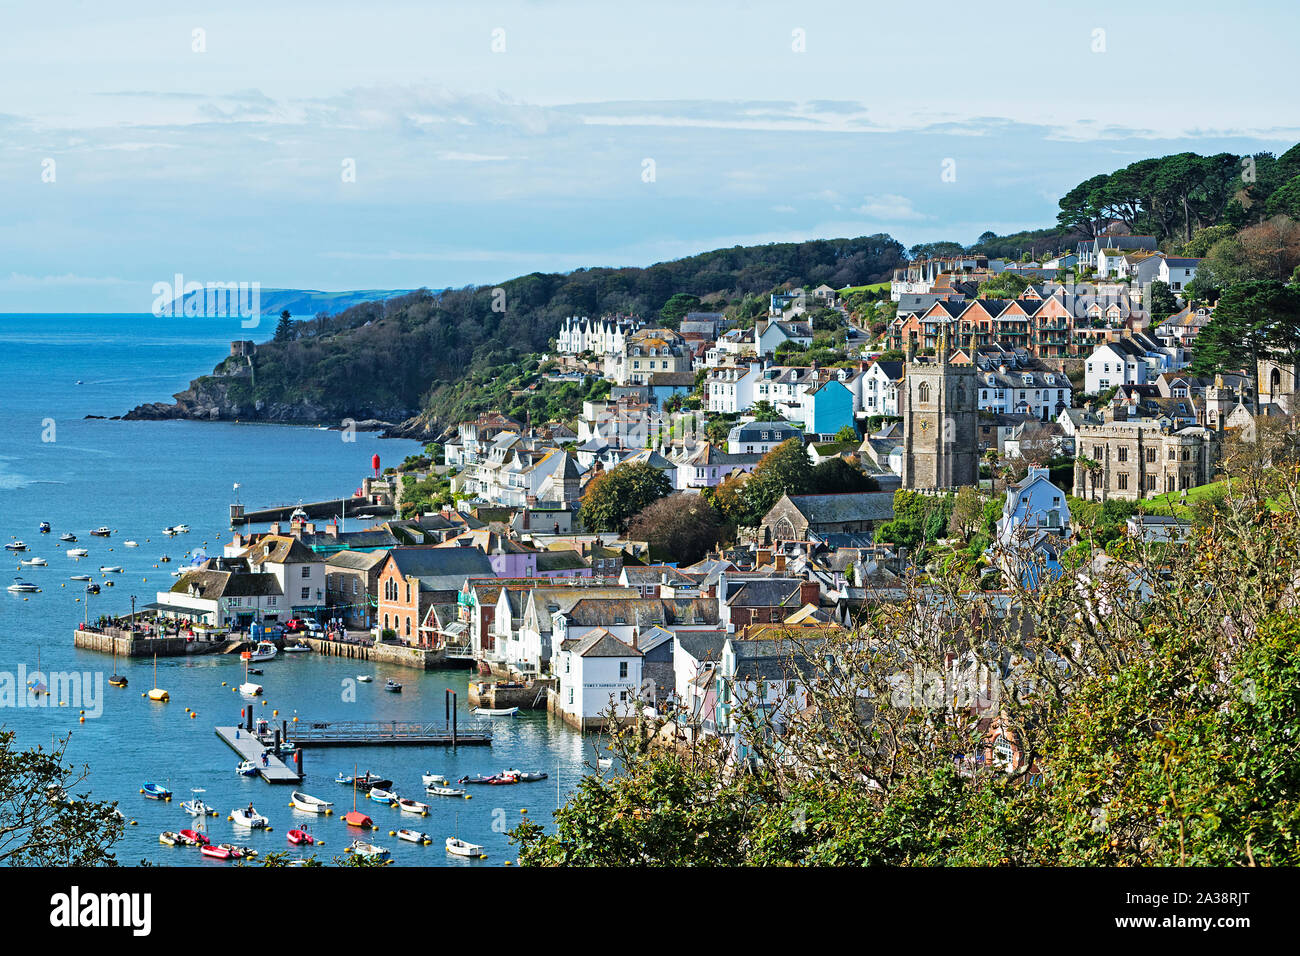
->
239, 535, 326, 618
1157, 256, 1200, 293
705, 362, 763, 414
553, 628, 644, 730
756, 320, 813, 356
995, 467, 1070, 546
726, 420, 803, 455
1084, 339, 1153, 394
976, 366, 1073, 421
858, 360, 904, 417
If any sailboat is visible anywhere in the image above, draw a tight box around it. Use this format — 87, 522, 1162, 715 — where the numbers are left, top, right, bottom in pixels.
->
28, 646, 47, 697
109, 639, 127, 688
343, 763, 374, 829
147, 652, 169, 702
238, 656, 263, 697
445, 811, 484, 858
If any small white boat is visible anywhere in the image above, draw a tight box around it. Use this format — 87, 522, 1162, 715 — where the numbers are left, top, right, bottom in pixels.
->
236, 761, 259, 777
356, 674, 373, 683
397, 829, 431, 844
426, 785, 466, 797
231, 807, 269, 829
181, 799, 214, 817
445, 837, 484, 858
99, 566, 124, 574
291, 791, 334, 815
5, 541, 27, 552
162, 527, 178, 536
239, 681, 263, 697
241, 641, 277, 662
501, 769, 548, 782
473, 706, 518, 716
397, 798, 429, 815
7, 578, 40, 593
174, 524, 190, 533
421, 772, 447, 788
368, 787, 397, 804
597, 758, 614, 770
69, 574, 93, 581
66, 548, 89, 558
59, 533, 77, 542
21, 557, 47, 566
347, 840, 389, 860
124, 540, 139, 548
281, 642, 311, 653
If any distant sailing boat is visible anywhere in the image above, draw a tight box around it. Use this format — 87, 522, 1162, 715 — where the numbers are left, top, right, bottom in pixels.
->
109, 638, 128, 687
147, 651, 169, 702
28, 645, 47, 697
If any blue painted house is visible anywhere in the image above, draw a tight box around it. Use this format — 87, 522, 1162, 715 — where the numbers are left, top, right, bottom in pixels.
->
992, 467, 1071, 587
803, 379, 855, 438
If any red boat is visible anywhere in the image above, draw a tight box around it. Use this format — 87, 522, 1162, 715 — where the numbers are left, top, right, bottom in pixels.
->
178, 829, 211, 846
343, 810, 373, 829
200, 844, 231, 860
287, 829, 315, 845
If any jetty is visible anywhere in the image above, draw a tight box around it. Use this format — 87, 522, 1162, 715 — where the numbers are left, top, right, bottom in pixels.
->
284, 719, 492, 747
214, 726, 303, 784
230, 498, 393, 526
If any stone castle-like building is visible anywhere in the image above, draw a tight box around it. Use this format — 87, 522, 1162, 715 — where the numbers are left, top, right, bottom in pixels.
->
901, 328, 979, 490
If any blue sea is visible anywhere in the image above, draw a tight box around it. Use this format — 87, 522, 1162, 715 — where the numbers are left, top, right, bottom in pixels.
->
0, 315, 595, 866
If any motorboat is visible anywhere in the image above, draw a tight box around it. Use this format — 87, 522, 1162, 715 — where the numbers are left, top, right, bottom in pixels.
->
291, 791, 334, 815
200, 844, 232, 860
66, 548, 89, 558
5, 541, 27, 552
230, 806, 269, 829
21, 557, 47, 566
347, 840, 389, 860
501, 769, 548, 782
356, 674, 373, 683
241, 641, 277, 662
181, 799, 214, 817
337, 771, 391, 791
287, 829, 315, 846
158, 831, 180, 846
142, 782, 172, 800
38, 522, 50, 534
90, 527, 112, 537
236, 761, 259, 777
99, 566, 124, 574
162, 527, 177, 536
397, 829, 431, 844
421, 772, 447, 788
281, 641, 311, 652
397, 798, 429, 815
426, 785, 467, 797
85, 584, 100, 595
174, 524, 190, 533
218, 843, 254, 859
384, 679, 402, 693
178, 829, 210, 846
7, 578, 40, 593
69, 574, 92, 581
239, 681, 263, 697
458, 774, 517, 786
59, 533, 77, 542
473, 706, 518, 716
445, 837, 484, 858
124, 540, 138, 548
368, 787, 397, 804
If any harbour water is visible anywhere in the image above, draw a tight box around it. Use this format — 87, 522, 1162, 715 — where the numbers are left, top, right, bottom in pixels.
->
0, 314, 598, 865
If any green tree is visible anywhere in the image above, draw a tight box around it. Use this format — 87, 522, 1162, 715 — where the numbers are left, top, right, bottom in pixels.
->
627, 493, 724, 564
1147, 280, 1179, 324
738, 438, 814, 524
580, 462, 673, 533
659, 293, 701, 327
809, 456, 877, 494
1191, 279, 1300, 374
274, 309, 293, 342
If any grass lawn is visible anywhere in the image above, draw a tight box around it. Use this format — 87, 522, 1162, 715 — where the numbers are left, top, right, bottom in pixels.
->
841, 282, 890, 294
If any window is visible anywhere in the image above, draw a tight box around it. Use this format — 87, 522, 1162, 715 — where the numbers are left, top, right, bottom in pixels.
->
300, 587, 310, 600
567, 688, 573, 705
918, 382, 930, 403
301, 566, 310, 578
1145, 475, 1157, 491
1118, 447, 1128, 463
1145, 447, 1156, 463
619, 691, 627, 703
1118, 474, 1128, 490
619, 662, 628, 678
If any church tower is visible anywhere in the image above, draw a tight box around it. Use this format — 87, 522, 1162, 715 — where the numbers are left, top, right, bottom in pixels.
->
901, 322, 979, 489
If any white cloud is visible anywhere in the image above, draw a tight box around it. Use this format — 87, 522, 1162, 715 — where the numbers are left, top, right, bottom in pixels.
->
853, 193, 926, 221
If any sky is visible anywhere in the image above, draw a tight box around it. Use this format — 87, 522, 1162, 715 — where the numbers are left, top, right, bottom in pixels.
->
2, 0, 1298, 313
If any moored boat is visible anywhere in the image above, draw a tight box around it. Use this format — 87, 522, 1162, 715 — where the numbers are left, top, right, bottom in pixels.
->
347, 839, 389, 860
181, 799, 213, 817
158, 831, 180, 846
90, 527, 111, 537
241, 640, 277, 662
343, 811, 374, 829
7, 578, 40, 593
218, 843, 255, 859
230, 806, 269, 829
59, 533, 77, 542
142, 782, 172, 800
356, 674, 373, 683
200, 844, 232, 860
473, 706, 518, 716
368, 787, 397, 804
178, 829, 210, 846
397, 828, 432, 844
421, 772, 447, 787
236, 760, 259, 776
99, 566, 124, 573
66, 548, 89, 558
291, 790, 334, 815
287, 829, 315, 846
38, 522, 50, 534
397, 797, 429, 815
501, 769, 548, 782
21, 557, 47, 566
239, 681, 263, 697
384, 679, 402, 693
458, 774, 517, 786
445, 837, 484, 858
426, 785, 467, 797
4, 541, 27, 552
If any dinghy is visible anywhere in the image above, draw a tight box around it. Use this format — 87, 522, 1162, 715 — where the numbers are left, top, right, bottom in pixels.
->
445, 837, 484, 858
178, 829, 210, 846
347, 840, 389, 860
158, 831, 180, 846
287, 829, 315, 846
291, 791, 334, 815
356, 674, 373, 683
368, 787, 397, 804
501, 769, 548, 782
384, 679, 402, 693
200, 844, 232, 860
231, 806, 269, 829
426, 785, 467, 797
397, 797, 429, 815
66, 548, 89, 558
397, 829, 432, 844
473, 706, 518, 716
218, 843, 254, 859
421, 772, 447, 788
458, 774, 517, 786
142, 782, 172, 800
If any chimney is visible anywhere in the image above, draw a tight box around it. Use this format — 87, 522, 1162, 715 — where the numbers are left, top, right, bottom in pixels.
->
799, 581, 820, 607
325, 523, 339, 539
774, 552, 786, 573
630, 627, 639, 651
305, 522, 316, 534
270, 522, 281, 535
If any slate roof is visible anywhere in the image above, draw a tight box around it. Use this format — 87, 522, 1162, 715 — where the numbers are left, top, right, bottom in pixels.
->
783, 492, 896, 524
242, 535, 323, 567
169, 569, 283, 598
562, 627, 643, 658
